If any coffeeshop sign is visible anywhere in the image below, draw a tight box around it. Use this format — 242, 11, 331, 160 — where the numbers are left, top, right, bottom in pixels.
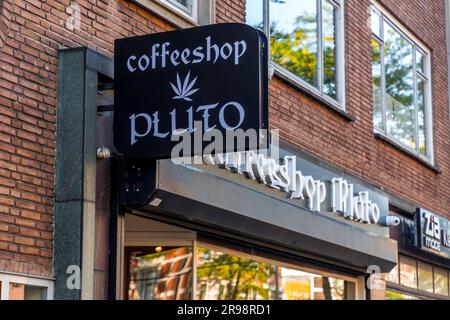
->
114, 23, 268, 158
204, 151, 395, 227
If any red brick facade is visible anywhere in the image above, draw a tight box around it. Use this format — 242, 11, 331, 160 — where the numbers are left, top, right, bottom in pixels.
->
0, 0, 449, 294
0, 0, 174, 279
270, 0, 450, 218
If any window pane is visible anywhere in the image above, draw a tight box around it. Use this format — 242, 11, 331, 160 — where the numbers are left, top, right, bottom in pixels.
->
196, 247, 355, 300
311, 276, 348, 300
279, 268, 353, 300
280, 268, 312, 300
434, 267, 449, 296
387, 263, 399, 284
246, 0, 264, 31
323, 1, 337, 99
196, 247, 276, 300
371, 9, 381, 37
24, 285, 47, 300
128, 246, 193, 300
168, 0, 193, 15
399, 255, 417, 289
384, 23, 416, 149
270, 0, 319, 88
418, 262, 433, 293
372, 38, 383, 130
416, 50, 425, 74
417, 76, 427, 155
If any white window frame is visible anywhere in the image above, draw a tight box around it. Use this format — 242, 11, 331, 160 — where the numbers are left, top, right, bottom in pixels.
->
159, 0, 199, 23
256, 0, 346, 110
0, 273, 54, 300
371, 2, 434, 164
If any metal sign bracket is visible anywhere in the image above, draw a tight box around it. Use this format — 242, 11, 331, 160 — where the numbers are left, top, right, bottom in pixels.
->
116, 156, 157, 208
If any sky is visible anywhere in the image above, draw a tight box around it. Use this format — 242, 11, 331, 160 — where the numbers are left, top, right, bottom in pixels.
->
246, 0, 318, 32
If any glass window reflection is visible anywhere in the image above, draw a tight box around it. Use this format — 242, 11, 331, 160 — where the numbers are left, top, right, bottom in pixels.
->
196, 247, 276, 300
417, 76, 427, 155
386, 255, 450, 299
245, 0, 264, 31
399, 255, 417, 289
247, 0, 343, 103
127, 246, 193, 300
434, 268, 449, 296
372, 38, 383, 130
126, 245, 356, 300
371, 9, 381, 37
323, 1, 337, 99
416, 51, 425, 74
196, 247, 354, 300
270, 0, 319, 88
370, 5, 431, 158
418, 262, 433, 293
387, 263, 399, 284
384, 24, 415, 149
168, 0, 194, 15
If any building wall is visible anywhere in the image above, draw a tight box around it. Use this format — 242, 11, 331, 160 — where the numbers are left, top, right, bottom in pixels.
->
216, 0, 245, 23
269, 0, 450, 220
0, 0, 448, 298
216, 0, 450, 220
0, 0, 176, 280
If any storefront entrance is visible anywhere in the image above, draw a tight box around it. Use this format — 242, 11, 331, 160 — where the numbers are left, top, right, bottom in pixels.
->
121, 214, 359, 300
108, 148, 400, 301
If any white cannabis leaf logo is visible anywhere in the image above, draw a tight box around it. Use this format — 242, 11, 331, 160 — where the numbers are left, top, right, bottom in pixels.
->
171, 71, 199, 102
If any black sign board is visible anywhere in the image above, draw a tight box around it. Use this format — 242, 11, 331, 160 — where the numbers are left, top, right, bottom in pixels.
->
416, 208, 450, 259
114, 23, 268, 158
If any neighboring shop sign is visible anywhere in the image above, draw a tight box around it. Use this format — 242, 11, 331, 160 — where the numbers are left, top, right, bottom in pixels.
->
114, 23, 268, 158
210, 150, 395, 227
417, 208, 450, 258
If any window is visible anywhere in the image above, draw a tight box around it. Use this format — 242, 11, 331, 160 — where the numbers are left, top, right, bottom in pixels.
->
195, 246, 356, 300
160, 0, 198, 21
123, 216, 359, 300
9, 283, 48, 300
125, 244, 357, 300
386, 254, 450, 299
246, 0, 345, 108
127, 246, 193, 300
371, 4, 433, 161
0, 274, 53, 300
417, 262, 433, 293
136, 0, 213, 27
387, 263, 399, 284
434, 267, 449, 296
399, 255, 417, 289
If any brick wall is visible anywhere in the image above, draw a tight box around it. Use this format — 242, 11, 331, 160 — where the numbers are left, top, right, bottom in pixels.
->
216, 0, 245, 23
0, 0, 176, 278
267, 0, 450, 219
0, 0, 449, 283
